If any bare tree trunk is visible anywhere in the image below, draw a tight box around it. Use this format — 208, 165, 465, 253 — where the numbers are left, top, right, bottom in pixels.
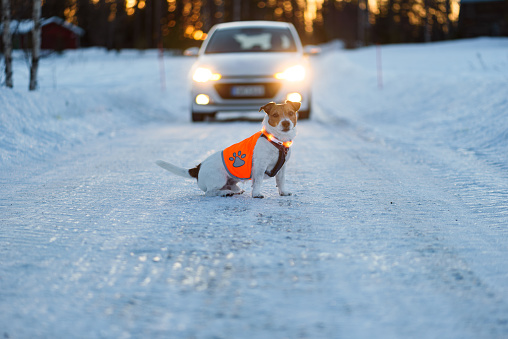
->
445, 0, 451, 39
29, 0, 41, 91
2, 0, 13, 88
153, 0, 161, 47
216, 0, 224, 24
424, 0, 432, 42
145, 0, 152, 48
357, 0, 367, 47
233, 0, 241, 21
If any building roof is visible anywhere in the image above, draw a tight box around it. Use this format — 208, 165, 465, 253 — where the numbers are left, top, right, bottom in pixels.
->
0, 17, 84, 36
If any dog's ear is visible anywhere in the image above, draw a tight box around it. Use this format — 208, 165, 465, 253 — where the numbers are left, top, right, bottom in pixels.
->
260, 102, 276, 114
285, 100, 301, 112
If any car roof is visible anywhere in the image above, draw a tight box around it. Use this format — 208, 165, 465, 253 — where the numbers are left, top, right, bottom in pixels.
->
212, 21, 295, 30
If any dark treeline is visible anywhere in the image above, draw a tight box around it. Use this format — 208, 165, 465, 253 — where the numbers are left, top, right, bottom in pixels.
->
3, 0, 461, 50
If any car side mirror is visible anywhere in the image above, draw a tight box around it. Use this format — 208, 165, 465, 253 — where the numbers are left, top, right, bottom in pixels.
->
184, 47, 200, 56
303, 45, 321, 56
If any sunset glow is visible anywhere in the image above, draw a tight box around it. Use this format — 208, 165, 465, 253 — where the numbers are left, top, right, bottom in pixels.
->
51, 0, 463, 48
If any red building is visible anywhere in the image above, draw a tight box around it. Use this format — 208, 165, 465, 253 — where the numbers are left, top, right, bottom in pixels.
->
40, 17, 85, 50
1, 17, 84, 50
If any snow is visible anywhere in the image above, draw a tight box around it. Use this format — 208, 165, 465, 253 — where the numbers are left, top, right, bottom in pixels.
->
1, 38, 508, 338
0, 49, 190, 166
0, 17, 85, 35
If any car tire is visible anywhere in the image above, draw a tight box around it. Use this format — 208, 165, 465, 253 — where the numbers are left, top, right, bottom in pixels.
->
298, 109, 311, 120
192, 112, 216, 122
297, 95, 311, 120
192, 113, 205, 122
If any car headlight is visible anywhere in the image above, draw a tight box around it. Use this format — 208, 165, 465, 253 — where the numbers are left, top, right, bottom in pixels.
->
274, 65, 306, 82
193, 67, 222, 82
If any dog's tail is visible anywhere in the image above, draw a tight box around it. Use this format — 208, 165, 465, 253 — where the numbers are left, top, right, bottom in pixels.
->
156, 160, 200, 179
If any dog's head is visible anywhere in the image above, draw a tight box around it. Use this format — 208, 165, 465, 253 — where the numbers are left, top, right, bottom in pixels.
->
259, 100, 300, 134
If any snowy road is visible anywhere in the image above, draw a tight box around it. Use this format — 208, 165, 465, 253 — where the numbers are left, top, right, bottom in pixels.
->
1, 38, 508, 338
2, 117, 508, 338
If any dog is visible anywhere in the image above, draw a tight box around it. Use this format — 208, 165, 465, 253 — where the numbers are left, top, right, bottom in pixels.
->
156, 100, 300, 198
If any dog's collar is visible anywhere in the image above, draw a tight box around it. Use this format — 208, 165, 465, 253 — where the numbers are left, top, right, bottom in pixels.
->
260, 127, 292, 177
261, 126, 293, 148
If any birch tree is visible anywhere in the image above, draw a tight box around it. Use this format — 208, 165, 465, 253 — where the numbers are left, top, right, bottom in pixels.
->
2, 0, 13, 88
29, 0, 41, 91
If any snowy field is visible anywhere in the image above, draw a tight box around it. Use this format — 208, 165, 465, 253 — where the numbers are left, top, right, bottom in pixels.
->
1, 38, 508, 338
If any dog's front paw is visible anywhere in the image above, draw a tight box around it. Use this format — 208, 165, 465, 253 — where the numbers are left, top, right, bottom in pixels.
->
252, 193, 264, 199
279, 191, 292, 196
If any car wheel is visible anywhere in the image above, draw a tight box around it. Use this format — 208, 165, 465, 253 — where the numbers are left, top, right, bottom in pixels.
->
298, 109, 310, 120
192, 112, 216, 122
192, 113, 205, 122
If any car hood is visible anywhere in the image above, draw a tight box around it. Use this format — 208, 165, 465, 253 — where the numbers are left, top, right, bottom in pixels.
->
193, 53, 305, 77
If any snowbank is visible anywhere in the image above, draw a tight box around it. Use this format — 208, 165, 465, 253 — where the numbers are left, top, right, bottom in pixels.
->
1, 49, 193, 166
1, 38, 507, 173
1, 38, 508, 339
313, 37, 508, 172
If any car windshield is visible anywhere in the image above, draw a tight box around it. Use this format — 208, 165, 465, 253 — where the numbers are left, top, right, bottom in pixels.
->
205, 27, 297, 54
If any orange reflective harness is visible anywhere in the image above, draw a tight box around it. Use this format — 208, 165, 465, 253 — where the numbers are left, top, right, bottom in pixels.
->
221, 128, 292, 180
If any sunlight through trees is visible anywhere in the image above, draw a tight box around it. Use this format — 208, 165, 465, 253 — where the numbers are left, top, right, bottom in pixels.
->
2, 0, 462, 49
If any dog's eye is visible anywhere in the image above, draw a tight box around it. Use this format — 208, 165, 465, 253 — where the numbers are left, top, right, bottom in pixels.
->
272, 113, 279, 118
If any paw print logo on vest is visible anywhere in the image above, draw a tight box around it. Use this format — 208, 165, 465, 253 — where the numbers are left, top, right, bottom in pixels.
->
230, 151, 246, 167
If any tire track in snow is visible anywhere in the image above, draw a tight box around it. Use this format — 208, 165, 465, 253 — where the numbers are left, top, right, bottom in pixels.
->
308, 105, 508, 336
1, 121, 507, 338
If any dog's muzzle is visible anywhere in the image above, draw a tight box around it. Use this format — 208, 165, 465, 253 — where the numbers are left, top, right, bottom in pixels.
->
281, 120, 291, 132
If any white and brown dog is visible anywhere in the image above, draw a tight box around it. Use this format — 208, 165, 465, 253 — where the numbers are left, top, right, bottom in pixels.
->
156, 100, 300, 198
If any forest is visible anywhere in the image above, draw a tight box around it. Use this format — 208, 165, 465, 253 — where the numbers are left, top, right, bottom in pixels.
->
3, 0, 460, 50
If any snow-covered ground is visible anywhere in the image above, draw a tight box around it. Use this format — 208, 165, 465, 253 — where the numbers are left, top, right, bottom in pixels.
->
0, 49, 191, 166
1, 38, 507, 338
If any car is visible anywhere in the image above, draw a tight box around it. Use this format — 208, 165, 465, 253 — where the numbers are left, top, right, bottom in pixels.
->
188, 21, 314, 122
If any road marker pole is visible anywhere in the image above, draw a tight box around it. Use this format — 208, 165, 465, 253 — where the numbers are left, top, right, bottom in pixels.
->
158, 42, 166, 91
376, 44, 383, 90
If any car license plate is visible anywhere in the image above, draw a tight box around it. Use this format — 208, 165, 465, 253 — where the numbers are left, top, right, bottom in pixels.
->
231, 85, 265, 97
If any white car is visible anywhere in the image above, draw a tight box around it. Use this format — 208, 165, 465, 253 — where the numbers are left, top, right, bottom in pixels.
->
188, 21, 313, 122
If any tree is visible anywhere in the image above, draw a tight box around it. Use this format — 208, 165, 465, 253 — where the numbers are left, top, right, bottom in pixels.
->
29, 0, 41, 91
2, 0, 13, 88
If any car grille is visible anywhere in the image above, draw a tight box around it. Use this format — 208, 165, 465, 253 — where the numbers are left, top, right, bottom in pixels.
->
214, 83, 281, 99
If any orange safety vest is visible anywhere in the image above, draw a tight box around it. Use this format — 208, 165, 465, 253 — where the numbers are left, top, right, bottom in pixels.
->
222, 131, 263, 180
222, 129, 293, 180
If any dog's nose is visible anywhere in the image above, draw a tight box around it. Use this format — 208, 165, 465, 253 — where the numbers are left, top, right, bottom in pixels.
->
281, 120, 291, 130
